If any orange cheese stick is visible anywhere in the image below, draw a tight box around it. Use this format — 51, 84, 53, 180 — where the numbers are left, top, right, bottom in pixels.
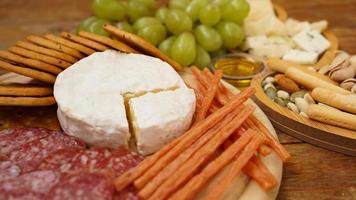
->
137, 104, 244, 198
170, 129, 258, 200
204, 133, 265, 200
146, 105, 255, 200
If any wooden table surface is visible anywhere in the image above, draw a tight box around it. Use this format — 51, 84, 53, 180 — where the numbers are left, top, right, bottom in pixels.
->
0, 0, 356, 199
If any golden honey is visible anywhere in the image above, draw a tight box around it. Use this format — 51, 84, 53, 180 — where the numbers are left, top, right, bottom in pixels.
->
212, 55, 264, 88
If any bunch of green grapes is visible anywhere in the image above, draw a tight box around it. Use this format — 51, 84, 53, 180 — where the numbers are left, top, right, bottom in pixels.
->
78, 0, 250, 68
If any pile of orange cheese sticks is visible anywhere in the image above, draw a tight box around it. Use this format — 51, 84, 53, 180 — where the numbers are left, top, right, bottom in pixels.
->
114, 67, 291, 200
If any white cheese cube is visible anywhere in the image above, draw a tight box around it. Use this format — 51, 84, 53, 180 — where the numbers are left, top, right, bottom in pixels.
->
285, 18, 311, 36
282, 49, 318, 65
293, 30, 330, 54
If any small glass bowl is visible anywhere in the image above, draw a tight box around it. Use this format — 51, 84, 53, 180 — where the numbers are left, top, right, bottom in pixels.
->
209, 53, 266, 87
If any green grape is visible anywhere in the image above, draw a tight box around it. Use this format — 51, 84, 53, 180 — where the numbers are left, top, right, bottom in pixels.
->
210, 47, 227, 58
212, 0, 230, 8
185, 0, 209, 21
215, 21, 244, 49
155, 7, 169, 22
194, 25, 222, 52
158, 36, 177, 56
221, 0, 250, 24
137, 24, 167, 46
169, 0, 190, 10
171, 32, 196, 66
193, 45, 211, 69
88, 19, 110, 36
128, 0, 151, 22
199, 5, 221, 26
133, 17, 161, 31
165, 9, 193, 35
116, 21, 135, 33
136, 0, 156, 9
77, 16, 97, 33
92, 0, 126, 21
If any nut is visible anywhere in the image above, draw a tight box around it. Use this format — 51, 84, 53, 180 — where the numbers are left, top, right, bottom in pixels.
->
275, 97, 288, 107
275, 74, 300, 93
264, 83, 276, 91
263, 76, 275, 86
290, 90, 307, 103
287, 102, 299, 113
265, 87, 277, 100
295, 97, 309, 113
299, 111, 309, 118
277, 90, 290, 100
304, 93, 315, 104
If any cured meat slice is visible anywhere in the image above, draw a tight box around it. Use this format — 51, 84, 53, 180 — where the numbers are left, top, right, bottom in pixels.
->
0, 160, 21, 182
47, 172, 114, 200
37, 147, 84, 172
0, 170, 59, 200
0, 128, 50, 155
102, 148, 143, 178
61, 148, 114, 173
113, 186, 140, 200
9, 132, 85, 172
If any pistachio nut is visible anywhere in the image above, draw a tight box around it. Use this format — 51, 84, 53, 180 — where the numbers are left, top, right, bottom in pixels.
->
277, 90, 289, 100
290, 90, 307, 103
295, 97, 309, 113
265, 87, 277, 100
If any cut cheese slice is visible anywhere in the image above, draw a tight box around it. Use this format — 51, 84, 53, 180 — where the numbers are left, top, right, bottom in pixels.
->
54, 50, 195, 155
129, 88, 196, 155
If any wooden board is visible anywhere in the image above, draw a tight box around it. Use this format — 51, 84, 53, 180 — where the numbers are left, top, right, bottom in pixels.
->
0, 71, 283, 200
251, 71, 356, 156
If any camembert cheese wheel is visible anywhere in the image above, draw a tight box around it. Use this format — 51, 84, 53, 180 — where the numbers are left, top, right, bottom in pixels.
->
54, 50, 195, 155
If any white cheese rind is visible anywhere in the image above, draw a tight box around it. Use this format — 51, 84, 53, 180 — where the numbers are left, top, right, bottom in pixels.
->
54, 50, 193, 152
129, 88, 196, 155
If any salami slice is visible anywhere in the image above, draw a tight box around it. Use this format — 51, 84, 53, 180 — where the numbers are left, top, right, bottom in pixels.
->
113, 186, 140, 200
37, 147, 84, 172
48, 172, 114, 200
0, 128, 51, 155
102, 148, 143, 178
0, 170, 59, 200
0, 160, 21, 182
9, 132, 85, 172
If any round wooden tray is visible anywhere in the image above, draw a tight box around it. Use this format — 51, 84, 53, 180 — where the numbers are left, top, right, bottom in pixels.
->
251, 71, 356, 156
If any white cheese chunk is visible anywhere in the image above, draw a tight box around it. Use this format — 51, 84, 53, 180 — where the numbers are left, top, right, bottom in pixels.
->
54, 50, 195, 154
245, 36, 293, 58
293, 30, 330, 54
282, 49, 319, 65
129, 88, 195, 155
285, 18, 311, 36
311, 20, 328, 33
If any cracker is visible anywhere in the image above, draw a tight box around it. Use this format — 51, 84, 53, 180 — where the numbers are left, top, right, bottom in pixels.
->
0, 51, 62, 75
61, 32, 110, 52
8, 46, 71, 69
16, 41, 78, 63
44, 34, 96, 55
0, 60, 56, 84
104, 24, 182, 71
0, 84, 53, 97
0, 96, 56, 106
26, 35, 84, 59
78, 31, 138, 53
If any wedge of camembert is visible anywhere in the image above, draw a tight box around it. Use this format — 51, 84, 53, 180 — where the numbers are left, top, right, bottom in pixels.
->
54, 50, 195, 155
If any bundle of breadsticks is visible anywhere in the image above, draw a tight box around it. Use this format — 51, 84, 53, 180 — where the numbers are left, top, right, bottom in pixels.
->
114, 67, 290, 200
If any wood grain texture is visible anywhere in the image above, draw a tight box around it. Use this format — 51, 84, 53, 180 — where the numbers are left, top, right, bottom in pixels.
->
0, 0, 355, 199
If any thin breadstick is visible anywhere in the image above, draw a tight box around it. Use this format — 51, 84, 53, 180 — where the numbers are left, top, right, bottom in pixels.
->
137, 104, 243, 198
204, 133, 265, 200
170, 129, 257, 200
114, 87, 256, 192
203, 68, 289, 161
194, 70, 222, 122
242, 155, 277, 191
147, 105, 255, 200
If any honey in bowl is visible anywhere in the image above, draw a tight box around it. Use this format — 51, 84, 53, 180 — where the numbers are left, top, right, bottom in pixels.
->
210, 53, 265, 87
